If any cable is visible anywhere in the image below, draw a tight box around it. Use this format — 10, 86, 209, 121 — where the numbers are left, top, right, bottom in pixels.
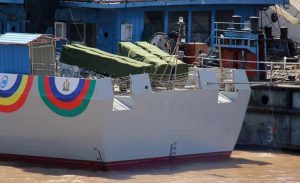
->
68, 7, 85, 43
274, 4, 282, 28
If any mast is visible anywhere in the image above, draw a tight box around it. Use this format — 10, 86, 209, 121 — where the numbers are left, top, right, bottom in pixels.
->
173, 16, 186, 88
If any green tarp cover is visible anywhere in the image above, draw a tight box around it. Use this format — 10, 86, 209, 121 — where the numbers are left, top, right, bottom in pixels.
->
136, 41, 188, 74
118, 42, 172, 75
60, 44, 154, 77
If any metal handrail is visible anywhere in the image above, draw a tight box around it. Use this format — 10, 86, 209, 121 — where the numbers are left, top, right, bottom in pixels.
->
214, 21, 254, 48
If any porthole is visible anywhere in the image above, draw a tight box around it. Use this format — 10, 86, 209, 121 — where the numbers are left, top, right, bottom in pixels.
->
261, 95, 269, 105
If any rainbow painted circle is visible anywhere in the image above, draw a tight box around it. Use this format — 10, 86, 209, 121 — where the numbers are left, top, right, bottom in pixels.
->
38, 76, 96, 117
0, 74, 33, 113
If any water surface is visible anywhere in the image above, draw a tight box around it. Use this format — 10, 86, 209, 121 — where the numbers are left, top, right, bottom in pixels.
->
0, 150, 299, 183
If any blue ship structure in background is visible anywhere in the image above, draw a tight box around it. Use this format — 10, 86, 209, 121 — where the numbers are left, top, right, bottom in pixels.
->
0, 0, 287, 53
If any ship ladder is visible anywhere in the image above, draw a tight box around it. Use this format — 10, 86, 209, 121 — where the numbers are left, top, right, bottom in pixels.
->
169, 142, 177, 166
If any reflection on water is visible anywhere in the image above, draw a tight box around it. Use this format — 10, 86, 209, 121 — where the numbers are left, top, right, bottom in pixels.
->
0, 150, 299, 183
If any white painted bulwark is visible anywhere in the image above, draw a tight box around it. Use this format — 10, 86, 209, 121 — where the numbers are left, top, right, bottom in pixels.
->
130, 74, 152, 95
198, 68, 219, 90
0, 69, 251, 169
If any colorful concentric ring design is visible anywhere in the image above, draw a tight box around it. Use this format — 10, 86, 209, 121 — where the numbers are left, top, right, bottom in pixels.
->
38, 76, 96, 117
0, 74, 33, 113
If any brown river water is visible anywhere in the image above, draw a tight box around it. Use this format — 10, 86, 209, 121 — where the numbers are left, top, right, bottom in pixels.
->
0, 150, 299, 183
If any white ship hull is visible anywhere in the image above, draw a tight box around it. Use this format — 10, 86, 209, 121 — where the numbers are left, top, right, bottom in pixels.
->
0, 69, 250, 170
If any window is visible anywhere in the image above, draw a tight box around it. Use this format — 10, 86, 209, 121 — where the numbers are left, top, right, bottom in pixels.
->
168, 11, 188, 33
69, 23, 86, 44
86, 23, 97, 47
192, 11, 211, 43
143, 11, 164, 41
55, 22, 67, 38
121, 24, 133, 41
216, 10, 234, 23
215, 10, 234, 33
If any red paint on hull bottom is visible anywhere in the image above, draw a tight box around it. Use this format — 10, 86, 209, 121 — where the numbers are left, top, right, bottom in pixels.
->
0, 151, 231, 170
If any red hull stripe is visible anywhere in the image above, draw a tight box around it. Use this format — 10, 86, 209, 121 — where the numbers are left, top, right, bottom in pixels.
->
43, 77, 90, 110
0, 151, 231, 170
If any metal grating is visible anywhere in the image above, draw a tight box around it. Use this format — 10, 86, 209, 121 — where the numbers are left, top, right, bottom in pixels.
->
31, 44, 56, 76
